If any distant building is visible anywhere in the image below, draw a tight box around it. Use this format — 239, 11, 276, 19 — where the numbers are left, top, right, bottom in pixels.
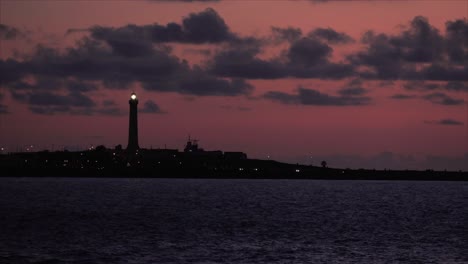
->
184, 137, 203, 153
127, 92, 139, 152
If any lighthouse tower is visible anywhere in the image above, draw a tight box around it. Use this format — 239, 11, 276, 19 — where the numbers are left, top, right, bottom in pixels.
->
127, 92, 139, 152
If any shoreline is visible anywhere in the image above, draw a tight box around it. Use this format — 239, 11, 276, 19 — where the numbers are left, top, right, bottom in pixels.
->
2, 167, 467, 181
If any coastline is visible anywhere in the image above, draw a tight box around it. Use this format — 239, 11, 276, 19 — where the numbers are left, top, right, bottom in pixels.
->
3, 165, 467, 181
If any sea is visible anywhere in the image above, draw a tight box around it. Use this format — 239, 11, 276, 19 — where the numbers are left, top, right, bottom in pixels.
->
0, 178, 467, 264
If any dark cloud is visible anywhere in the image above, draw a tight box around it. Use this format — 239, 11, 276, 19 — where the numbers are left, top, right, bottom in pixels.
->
209, 48, 287, 79
424, 119, 464, 126
182, 8, 232, 43
403, 80, 468, 93
0, 104, 7, 114
66, 80, 98, 92
264, 86, 370, 106
263, 91, 297, 104
140, 100, 165, 114
89, 26, 156, 57
350, 31, 405, 80
209, 36, 354, 80
422, 92, 464, 105
394, 16, 444, 63
351, 16, 468, 82
338, 87, 367, 96
102, 100, 116, 106
14, 91, 95, 107
176, 71, 253, 96
17, 94, 125, 116
445, 81, 468, 92
2, 33, 251, 97
390, 94, 415, 100
308, 28, 354, 44
27, 105, 124, 116
8, 78, 62, 91
0, 92, 7, 114
86, 8, 235, 45
288, 37, 332, 66
338, 78, 367, 96
445, 19, 468, 64
8, 78, 97, 93
271, 27, 302, 43
0, 24, 21, 40
0, 59, 27, 85
420, 64, 468, 82
288, 62, 355, 79
403, 81, 439, 91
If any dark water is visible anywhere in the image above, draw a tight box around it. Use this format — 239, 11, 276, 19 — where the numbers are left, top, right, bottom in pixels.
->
0, 178, 467, 264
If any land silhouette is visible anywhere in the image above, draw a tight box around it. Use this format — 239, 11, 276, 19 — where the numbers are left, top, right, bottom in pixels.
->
1, 93, 466, 181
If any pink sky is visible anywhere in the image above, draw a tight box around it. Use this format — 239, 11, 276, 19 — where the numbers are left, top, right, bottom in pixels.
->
0, 0, 467, 170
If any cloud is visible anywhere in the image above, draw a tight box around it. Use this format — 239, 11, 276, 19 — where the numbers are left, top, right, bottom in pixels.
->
182, 8, 232, 43
0, 92, 7, 114
85, 8, 236, 45
3, 33, 253, 97
3, 10, 468, 116
140, 100, 165, 114
0, 59, 27, 85
102, 100, 116, 106
271, 26, 302, 43
209, 47, 287, 79
445, 81, 468, 92
9, 88, 128, 116
350, 16, 467, 82
390, 94, 415, 100
13, 91, 95, 107
288, 37, 332, 66
209, 35, 355, 80
264, 86, 371, 106
0, 24, 21, 40
0, 104, 7, 114
403, 80, 468, 93
338, 87, 367, 96
338, 78, 367, 96
445, 19, 468, 64
422, 92, 464, 105
403, 80, 439, 91
308, 28, 354, 44
424, 119, 464, 126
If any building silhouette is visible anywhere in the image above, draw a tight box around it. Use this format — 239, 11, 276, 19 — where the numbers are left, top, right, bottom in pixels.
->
127, 92, 139, 152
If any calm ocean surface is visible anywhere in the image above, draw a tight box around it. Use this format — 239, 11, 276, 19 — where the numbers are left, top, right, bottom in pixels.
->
0, 178, 467, 264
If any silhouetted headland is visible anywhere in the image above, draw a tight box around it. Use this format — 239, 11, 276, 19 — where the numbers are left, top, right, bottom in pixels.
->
1, 143, 467, 181
3, 92, 466, 180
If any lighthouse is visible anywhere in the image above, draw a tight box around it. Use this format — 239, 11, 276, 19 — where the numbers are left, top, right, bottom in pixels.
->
127, 92, 139, 152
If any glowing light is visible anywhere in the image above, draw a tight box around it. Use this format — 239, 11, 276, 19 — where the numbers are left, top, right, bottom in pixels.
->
131, 94, 137, 100
295, 169, 300, 173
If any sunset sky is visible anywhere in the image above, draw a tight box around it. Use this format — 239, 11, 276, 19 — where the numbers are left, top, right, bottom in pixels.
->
1, 0, 467, 170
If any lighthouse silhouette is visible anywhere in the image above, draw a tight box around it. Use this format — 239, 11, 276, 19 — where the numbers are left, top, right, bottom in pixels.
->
127, 92, 139, 152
